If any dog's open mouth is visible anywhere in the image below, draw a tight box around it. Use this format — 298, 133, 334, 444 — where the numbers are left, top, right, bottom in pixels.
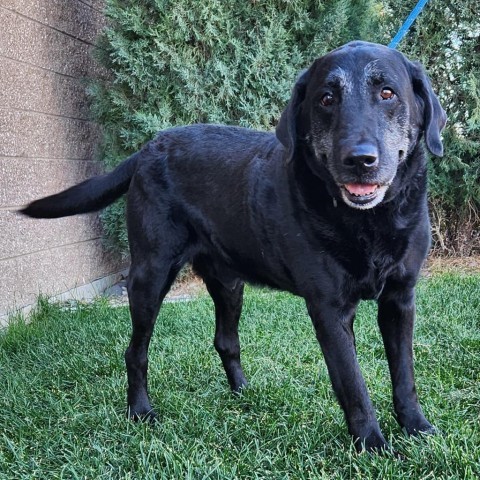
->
343, 183, 379, 203
340, 183, 388, 209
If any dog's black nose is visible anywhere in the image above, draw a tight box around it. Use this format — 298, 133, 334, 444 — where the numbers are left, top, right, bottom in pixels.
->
342, 144, 379, 169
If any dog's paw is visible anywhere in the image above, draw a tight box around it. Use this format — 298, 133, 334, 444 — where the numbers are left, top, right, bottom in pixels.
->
403, 421, 438, 437
127, 406, 158, 424
231, 379, 248, 395
399, 414, 437, 437
228, 369, 248, 394
353, 430, 390, 454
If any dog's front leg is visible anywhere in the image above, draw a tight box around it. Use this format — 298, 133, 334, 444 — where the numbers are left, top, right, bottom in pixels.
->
377, 281, 435, 436
306, 300, 389, 452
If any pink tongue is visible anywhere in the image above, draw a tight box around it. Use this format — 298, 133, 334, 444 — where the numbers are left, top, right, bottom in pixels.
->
344, 183, 378, 196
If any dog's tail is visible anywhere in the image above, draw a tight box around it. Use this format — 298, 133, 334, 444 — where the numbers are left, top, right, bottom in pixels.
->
20, 151, 140, 219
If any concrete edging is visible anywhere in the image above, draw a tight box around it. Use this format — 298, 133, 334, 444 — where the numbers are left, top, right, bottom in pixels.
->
0, 269, 129, 328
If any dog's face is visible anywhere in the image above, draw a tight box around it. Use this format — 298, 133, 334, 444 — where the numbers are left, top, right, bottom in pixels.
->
277, 41, 447, 210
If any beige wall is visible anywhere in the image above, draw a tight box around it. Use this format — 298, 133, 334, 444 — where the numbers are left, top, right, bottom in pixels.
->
0, 0, 125, 320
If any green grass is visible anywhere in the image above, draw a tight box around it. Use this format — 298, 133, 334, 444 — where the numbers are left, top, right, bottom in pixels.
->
0, 274, 479, 479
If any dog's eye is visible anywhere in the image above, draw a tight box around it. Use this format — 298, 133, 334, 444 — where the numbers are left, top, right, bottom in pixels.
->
380, 88, 395, 100
320, 93, 334, 106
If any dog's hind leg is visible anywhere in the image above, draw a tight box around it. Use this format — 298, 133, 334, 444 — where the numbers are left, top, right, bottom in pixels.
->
125, 257, 182, 421
123, 158, 192, 420
193, 258, 247, 393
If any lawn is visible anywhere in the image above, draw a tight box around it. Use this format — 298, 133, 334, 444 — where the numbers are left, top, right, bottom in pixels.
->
0, 273, 479, 479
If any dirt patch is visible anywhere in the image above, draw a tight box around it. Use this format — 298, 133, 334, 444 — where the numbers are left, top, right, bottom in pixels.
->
423, 255, 480, 277
166, 276, 206, 301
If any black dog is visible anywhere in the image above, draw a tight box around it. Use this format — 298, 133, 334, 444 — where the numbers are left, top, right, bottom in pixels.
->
22, 41, 446, 452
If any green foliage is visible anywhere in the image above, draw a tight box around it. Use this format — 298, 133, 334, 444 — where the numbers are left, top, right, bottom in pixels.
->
91, 0, 386, 160
89, 0, 479, 256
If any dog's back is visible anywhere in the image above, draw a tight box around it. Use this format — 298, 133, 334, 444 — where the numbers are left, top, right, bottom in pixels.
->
20, 125, 281, 219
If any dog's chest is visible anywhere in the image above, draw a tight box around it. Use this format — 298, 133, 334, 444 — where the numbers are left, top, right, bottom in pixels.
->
342, 224, 408, 300
353, 258, 393, 300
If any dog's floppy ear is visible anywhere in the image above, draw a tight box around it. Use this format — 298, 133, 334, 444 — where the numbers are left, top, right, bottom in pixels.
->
409, 62, 447, 157
276, 68, 311, 163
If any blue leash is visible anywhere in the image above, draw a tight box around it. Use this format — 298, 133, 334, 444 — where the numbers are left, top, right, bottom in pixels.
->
388, 0, 430, 49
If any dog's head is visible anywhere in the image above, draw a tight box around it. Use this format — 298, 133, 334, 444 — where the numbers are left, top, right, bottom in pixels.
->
276, 41, 447, 210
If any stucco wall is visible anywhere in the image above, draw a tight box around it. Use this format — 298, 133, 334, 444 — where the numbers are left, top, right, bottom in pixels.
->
0, 0, 125, 321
